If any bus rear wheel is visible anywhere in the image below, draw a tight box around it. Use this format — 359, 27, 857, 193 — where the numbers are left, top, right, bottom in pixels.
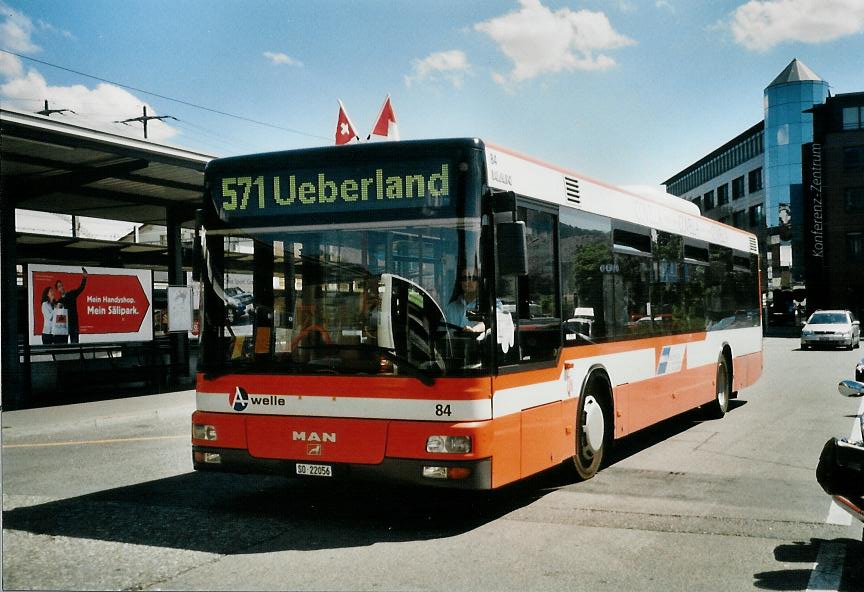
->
705, 355, 731, 419
572, 381, 609, 480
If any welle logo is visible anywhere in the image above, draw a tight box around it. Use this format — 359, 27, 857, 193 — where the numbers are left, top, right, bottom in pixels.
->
229, 387, 249, 412
227, 387, 286, 411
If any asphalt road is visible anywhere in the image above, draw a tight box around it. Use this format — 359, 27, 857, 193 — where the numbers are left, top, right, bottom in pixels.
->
2, 337, 863, 591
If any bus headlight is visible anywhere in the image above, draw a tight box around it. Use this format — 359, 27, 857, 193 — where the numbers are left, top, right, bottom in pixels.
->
426, 435, 472, 453
193, 424, 217, 441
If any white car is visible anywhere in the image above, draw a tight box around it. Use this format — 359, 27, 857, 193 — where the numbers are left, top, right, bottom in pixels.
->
801, 310, 861, 350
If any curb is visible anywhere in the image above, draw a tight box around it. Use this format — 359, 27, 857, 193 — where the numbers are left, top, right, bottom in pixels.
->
1, 390, 196, 438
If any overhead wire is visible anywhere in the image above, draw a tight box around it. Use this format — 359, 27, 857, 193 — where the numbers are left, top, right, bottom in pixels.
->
0, 48, 330, 142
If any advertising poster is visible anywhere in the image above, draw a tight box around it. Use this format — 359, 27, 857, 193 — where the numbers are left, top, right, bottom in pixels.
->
28, 264, 153, 346
167, 285, 193, 333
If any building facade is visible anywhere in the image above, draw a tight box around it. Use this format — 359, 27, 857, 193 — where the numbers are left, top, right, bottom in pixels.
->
663, 59, 863, 323
763, 60, 830, 285
803, 92, 864, 320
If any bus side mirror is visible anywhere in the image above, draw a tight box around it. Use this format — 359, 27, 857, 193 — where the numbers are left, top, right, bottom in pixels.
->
497, 221, 528, 276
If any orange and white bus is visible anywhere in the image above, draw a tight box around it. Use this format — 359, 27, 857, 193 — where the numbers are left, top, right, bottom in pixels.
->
192, 138, 762, 489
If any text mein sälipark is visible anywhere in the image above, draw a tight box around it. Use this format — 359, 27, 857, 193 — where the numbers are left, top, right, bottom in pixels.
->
86, 295, 139, 316
219, 164, 450, 211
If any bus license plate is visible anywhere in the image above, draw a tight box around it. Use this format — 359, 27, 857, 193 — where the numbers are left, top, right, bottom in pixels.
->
296, 463, 332, 477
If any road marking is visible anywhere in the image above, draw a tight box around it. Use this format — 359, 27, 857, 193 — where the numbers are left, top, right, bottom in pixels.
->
826, 501, 853, 526
806, 541, 845, 592
2, 434, 188, 449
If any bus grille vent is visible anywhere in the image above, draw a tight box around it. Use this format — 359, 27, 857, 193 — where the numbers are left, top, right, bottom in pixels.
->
565, 177, 581, 204
749, 237, 758, 253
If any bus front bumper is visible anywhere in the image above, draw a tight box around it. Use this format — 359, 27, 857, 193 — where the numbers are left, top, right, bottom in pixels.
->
192, 446, 493, 490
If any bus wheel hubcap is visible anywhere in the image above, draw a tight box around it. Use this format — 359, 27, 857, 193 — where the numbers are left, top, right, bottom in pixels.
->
583, 396, 605, 453
717, 366, 728, 408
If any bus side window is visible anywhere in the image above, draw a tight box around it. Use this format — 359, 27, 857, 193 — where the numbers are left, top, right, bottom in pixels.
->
612, 226, 652, 339
559, 209, 612, 344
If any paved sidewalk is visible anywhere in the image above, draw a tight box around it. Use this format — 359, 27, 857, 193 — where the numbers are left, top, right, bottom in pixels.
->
1, 390, 196, 437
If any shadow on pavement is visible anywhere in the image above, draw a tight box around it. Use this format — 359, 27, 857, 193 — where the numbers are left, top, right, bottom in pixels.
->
3, 470, 561, 554
753, 537, 863, 591
605, 399, 748, 468
3, 399, 748, 554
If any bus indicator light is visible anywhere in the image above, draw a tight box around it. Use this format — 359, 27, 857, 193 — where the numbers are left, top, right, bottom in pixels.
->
421, 466, 472, 480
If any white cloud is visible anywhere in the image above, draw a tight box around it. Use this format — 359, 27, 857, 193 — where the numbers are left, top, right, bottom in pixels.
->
1, 69, 178, 141
0, 1, 38, 77
0, 1, 40, 53
474, 0, 634, 85
0, 3, 178, 142
263, 51, 303, 67
37, 18, 75, 41
0, 51, 23, 78
731, 0, 864, 51
405, 50, 471, 88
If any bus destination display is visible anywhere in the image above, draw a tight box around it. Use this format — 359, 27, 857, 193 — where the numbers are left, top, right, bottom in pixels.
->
215, 160, 452, 218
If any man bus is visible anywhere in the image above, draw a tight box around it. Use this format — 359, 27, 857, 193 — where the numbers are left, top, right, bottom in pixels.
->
192, 138, 762, 489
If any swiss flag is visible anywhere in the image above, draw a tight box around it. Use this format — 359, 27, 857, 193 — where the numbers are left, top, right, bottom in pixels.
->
335, 100, 359, 145
367, 95, 399, 141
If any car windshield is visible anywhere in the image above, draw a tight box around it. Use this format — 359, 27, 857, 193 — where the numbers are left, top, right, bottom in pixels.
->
808, 312, 849, 325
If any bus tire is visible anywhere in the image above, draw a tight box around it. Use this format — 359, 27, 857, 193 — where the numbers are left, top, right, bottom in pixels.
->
572, 374, 610, 481
705, 355, 731, 419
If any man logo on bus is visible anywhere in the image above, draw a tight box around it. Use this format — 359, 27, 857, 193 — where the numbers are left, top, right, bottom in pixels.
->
229, 387, 249, 412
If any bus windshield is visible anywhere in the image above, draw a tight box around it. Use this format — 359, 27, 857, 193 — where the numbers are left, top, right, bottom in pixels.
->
199, 217, 491, 379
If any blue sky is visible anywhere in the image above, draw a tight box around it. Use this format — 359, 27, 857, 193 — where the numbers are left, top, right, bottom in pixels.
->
2, 0, 864, 190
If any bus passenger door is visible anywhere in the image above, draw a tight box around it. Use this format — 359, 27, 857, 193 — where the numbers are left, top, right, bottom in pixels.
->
494, 202, 567, 476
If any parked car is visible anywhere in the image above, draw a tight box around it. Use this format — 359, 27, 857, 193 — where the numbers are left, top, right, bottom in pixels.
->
800, 309, 860, 350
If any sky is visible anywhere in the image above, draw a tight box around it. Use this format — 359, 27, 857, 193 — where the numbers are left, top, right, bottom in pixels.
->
2, 0, 864, 196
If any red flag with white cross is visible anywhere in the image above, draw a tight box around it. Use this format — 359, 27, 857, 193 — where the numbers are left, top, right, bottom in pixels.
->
335, 100, 359, 145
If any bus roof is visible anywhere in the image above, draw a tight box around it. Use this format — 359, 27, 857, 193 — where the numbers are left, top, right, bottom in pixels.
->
205, 137, 757, 255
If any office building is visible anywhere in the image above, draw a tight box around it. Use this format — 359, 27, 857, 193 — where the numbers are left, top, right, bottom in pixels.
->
663, 59, 863, 322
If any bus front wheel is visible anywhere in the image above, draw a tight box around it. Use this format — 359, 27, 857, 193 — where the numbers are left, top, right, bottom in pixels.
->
572, 378, 609, 480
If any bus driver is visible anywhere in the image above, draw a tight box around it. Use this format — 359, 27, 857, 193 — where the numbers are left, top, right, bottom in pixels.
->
445, 269, 485, 333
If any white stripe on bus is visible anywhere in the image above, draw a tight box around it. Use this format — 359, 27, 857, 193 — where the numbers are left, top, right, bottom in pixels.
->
196, 328, 764, 422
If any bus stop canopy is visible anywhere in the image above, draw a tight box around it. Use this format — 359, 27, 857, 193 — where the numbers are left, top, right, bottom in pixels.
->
1, 108, 217, 409
1, 108, 213, 227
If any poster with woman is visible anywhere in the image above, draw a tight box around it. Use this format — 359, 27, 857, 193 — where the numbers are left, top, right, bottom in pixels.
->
27, 264, 153, 346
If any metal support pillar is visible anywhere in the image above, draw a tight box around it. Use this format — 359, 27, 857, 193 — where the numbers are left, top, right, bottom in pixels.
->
166, 208, 189, 386
1, 197, 23, 408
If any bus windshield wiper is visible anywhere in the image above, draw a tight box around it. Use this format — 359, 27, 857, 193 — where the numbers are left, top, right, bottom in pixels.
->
377, 347, 437, 386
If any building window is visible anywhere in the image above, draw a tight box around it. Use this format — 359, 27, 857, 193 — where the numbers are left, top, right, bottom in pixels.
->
717, 184, 729, 206
843, 106, 863, 130
732, 210, 746, 228
844, 146, 864, 170
732, 176, 746, 200
846, 187, 864, 214
703, 190, 715, 211
848, 233, 864, 262
748, 204, 763, 227
748, 168, 763, 192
